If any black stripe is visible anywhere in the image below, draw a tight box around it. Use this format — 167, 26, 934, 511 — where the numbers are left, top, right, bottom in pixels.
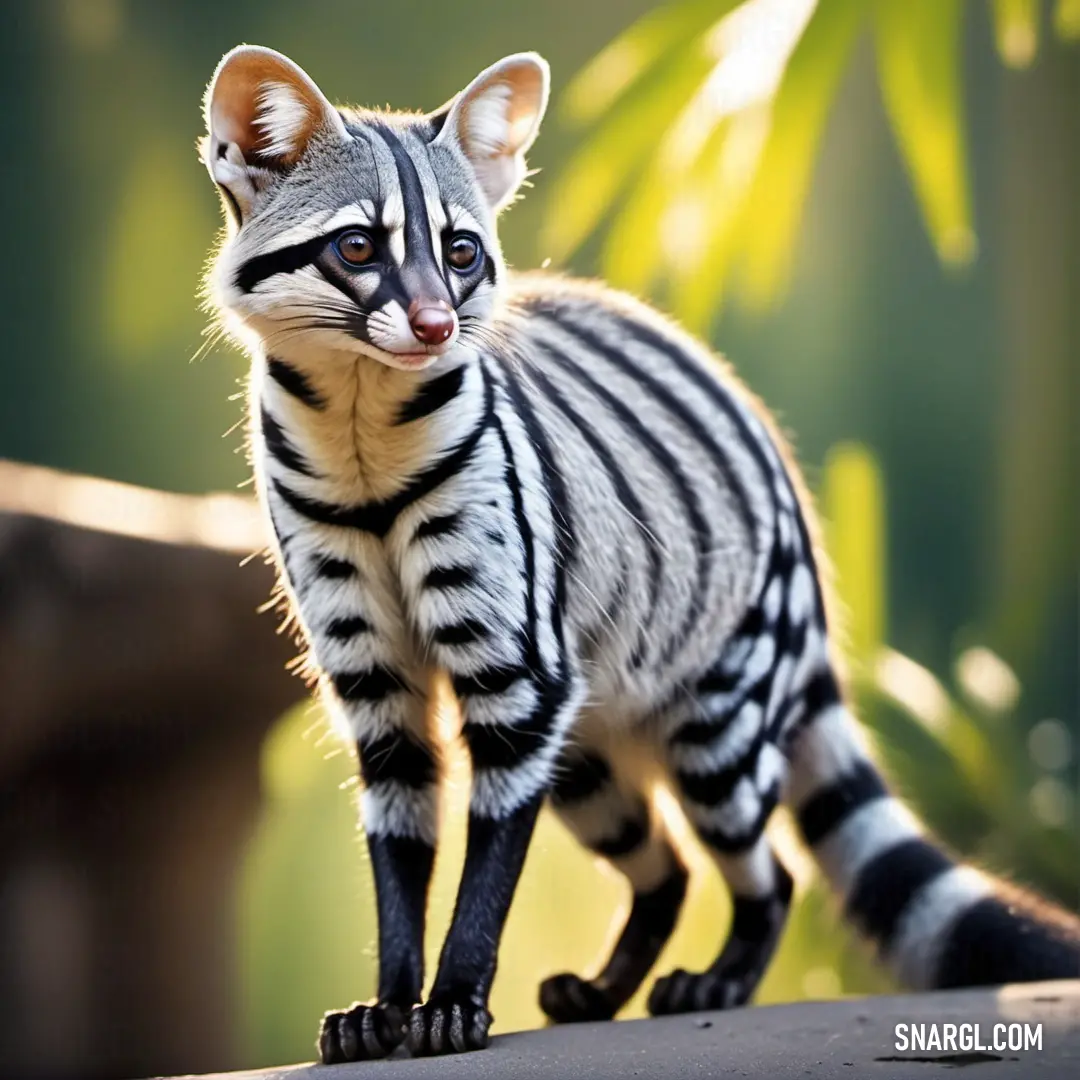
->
845, 838, 953, 950
432, 618, 487, 646
415, 512, 461, 539
535, 340, 711, 665
235, 232, 333, 294
594, 817, 648, 859
498, 359, 575, 670
326, 615, 372, 640
550, 751, 612, 805
697, 782, 781, 854
332, 666, 409, 702
730, 894, 787, 944
423, 564, 475, 589
267, 356, 325, 410
797, 761, 888, 848
260, 405, 316, 476
486, 388, 541, 670
536, 309, 757, 542
675, 722, 768, 806
462, 708, 555, 771
368, 124, 449, 297
525, 360, 662, 659
451, 665, 529, 697
934, 896, 1080, 988
358, 732, 437, 789
395, 364, 467, 425
698, 611, 766, 695
313, 555, 356, 579
218, 184, 243, 228
670, 675, 772, 746
272, 373, 494, 538
696, 660, 744, 697
776, 670, 842, 747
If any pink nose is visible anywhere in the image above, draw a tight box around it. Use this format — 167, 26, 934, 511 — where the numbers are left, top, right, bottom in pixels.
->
408, 299, 456, 346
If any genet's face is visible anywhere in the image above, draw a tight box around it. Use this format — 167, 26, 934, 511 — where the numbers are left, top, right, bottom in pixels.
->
203, 48, 548, 371
215, 116, 502, 371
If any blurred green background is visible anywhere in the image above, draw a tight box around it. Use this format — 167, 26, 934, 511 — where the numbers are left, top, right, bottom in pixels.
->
1, 0, 1076, 1070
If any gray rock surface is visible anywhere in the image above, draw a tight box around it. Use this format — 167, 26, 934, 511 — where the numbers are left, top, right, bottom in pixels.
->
175, 980, 1080, 1080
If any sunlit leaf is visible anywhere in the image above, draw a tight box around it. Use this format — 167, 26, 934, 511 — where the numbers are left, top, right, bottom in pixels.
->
541, 41, 718, 264
561, 0, 735, 125
874, 0, 976, 267
1055, 0, 1080, 38
731, 0, 865, 310
601, 91, 746, 299
991, 0, 1040, 67
664, 108, 768, 327
104, 137, 208, 358
821, 441, 886, 666
871, 649, 1004, 814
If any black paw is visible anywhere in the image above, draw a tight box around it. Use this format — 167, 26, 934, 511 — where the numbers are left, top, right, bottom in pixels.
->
647, 968, 752, 1016
539, 972, 618, 1023
318, 1001, 408, 1063
408, 992, 492, 1056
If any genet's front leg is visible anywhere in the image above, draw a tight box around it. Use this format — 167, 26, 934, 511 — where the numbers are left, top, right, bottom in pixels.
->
317, 668, 440, 1063
407, 669, 581, 1056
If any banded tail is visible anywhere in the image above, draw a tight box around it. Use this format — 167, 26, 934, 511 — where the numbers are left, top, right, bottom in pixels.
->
786, 701, 1080, 989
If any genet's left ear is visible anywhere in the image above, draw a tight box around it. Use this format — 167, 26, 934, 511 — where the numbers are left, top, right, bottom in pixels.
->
432, 53, 549, 213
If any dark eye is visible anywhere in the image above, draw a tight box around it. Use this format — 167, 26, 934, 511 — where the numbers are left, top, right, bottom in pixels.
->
335, 230, 376, 266
445, 232, 481, 273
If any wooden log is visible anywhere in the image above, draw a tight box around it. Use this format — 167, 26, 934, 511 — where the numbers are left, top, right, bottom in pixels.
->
0, 461, 306, 1079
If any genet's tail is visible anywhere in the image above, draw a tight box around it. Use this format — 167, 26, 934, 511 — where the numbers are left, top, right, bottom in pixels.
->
784, 701, 1080, 988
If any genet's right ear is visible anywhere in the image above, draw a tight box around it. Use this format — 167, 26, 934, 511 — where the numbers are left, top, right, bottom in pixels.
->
201, 45, 348, 224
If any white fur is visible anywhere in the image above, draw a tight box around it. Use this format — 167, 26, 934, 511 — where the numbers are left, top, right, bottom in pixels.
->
381, 192, 406, 267
362, 782, 439, 845
255, 82, 314, 159
668, 702, 764, 776
784, 704, 870, 808
714, 834, 777, 897
812, 797, 923, 897
464, 82, 513, 158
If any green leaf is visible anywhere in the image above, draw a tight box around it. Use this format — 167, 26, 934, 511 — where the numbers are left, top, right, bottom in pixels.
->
543, 0, 740, 264
822, 441, 886, 667
874, 0, 976, 267
990, 0, 1041, 67
601, 94, 741, 300
560, 0, 735, 125
541, 41, 718, 265
1055, 0, 1080, 39
730, 0, 865, 311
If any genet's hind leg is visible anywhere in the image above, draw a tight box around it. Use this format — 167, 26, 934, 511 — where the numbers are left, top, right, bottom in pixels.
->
648, 833, 793, 1014
648, 706, 793, 1015
539, 745, 688, 1024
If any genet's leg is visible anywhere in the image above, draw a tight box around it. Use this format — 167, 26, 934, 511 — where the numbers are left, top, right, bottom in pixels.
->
319, 683, 439, 1063
407, 670, 582, 1056
541, 745, 687, 1023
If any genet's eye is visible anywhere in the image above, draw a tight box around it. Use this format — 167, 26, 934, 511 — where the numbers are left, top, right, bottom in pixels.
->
335, 230, 376, 266
445, 232, 482, 274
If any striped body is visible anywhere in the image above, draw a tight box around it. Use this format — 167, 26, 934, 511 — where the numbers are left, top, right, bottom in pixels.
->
202, 46, 1080, 1061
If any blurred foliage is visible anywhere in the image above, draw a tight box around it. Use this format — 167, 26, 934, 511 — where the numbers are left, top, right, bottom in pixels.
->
824, 445, 1077, 906
543, 0, 1080, 327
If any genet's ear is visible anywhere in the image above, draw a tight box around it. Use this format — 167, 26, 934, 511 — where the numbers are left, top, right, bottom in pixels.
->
432, 53, 549, 213
202, 45, 348, 223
